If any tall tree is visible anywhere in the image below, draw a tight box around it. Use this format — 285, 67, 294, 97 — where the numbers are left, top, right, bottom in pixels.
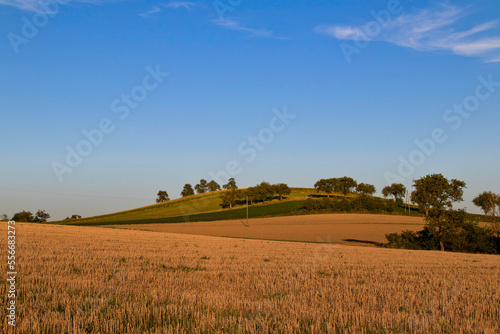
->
223, 178, 238, 190
243, 187, 258, 205
273, 183, 291, 201
314, 178, 335, 197
411, 174, 466, 215
221, 189, 239, 209
207, 180, 221, 192
382, 183, 406, 202
334, 176, 357, 196
195, 179, 208, 194
356, 183, 376, 196
11, 211, 34, 222
156, 190, 170, 203
473, 191, 500, 243
1, 214, 8, 221
34, 210, 50, 223
259, 182, 276, 202
180, 184, 195, 197
472, 191, 497, 217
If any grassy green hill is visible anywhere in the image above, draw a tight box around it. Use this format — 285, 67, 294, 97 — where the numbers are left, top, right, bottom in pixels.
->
57, 188, 320, 226
55, 188, 428, 227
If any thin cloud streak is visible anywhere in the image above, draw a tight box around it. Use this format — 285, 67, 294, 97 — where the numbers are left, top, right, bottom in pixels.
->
0, 0, 107, 12
213, 18, 275, 37
164, 1, 196, 10
316, 5, 500, 62
139, 6, 161, 18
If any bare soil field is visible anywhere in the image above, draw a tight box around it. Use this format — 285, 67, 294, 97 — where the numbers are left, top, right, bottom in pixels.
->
111, 213, 426, 245
1, 222, 499, 333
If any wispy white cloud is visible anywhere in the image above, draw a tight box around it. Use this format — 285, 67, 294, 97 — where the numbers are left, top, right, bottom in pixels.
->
139, 6, 161, 18
213, 17, 282, 38
0, 0, 105, 12
164, 1, 196, 10
140, 2, 197, 18
316, 5, 500, 62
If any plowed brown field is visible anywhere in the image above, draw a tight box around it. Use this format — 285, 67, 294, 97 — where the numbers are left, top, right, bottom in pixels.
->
111, 213, 425, 245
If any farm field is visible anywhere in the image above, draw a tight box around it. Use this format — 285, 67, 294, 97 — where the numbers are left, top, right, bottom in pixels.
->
111, 213, 426, 245
1, 223, 499, 333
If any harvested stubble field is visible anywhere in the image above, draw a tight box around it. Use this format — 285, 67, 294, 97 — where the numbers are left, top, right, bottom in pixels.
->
1, 223, 499, 333
111, 214, 426, 245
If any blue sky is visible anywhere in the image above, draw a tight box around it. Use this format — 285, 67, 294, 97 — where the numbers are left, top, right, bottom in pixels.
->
1, 0, 499, 220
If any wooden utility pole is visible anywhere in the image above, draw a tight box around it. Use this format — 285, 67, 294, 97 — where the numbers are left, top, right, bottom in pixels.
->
405, 190, 410, 215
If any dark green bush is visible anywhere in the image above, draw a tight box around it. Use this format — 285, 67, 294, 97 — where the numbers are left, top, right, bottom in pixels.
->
302, 196, 396, 214
386, 210, 498, 254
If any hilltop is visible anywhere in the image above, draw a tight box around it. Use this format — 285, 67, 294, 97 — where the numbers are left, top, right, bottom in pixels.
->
56, 188, 414, 226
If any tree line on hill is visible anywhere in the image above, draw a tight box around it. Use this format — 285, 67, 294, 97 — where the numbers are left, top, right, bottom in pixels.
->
7, 210, 51, 223
155, 179, 234, 203
219, 181, 292, 209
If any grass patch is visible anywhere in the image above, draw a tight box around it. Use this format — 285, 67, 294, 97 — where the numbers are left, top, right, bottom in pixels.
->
66, 200, 306, 226
160, 264, 207, 273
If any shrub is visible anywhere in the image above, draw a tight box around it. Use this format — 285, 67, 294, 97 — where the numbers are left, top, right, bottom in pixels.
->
385, 210, 498, 254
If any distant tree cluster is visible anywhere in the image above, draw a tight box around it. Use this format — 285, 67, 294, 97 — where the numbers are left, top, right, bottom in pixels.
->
220, 181, 291, 209
64, 215, 82, 220
302, 196, 396, 214
11, 210, 50, 223
382, 183, 406, 203
314, 177, 376, 197
178, 179, 223, 198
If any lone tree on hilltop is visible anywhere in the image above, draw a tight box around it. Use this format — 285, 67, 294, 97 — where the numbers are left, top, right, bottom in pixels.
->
411, 174, 466, 216
382, 183, 406, 202
180, 184, 195, 197
356, 183, 376, 196
334, 177, 357, 196
473, 191, 500, 243
195, 179, 208, 194
273, 183, 291, 201
156, 190, 170, 203
207, 180, 221, 192
223, 178, 238, 191
473, 191, 497, 217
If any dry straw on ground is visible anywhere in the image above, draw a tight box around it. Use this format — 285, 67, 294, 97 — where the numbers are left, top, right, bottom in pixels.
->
1, 223, 499, 333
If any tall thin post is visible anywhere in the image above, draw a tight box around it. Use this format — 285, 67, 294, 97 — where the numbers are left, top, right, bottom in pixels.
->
406, 190, 410, 215
246, 195, 249, 226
